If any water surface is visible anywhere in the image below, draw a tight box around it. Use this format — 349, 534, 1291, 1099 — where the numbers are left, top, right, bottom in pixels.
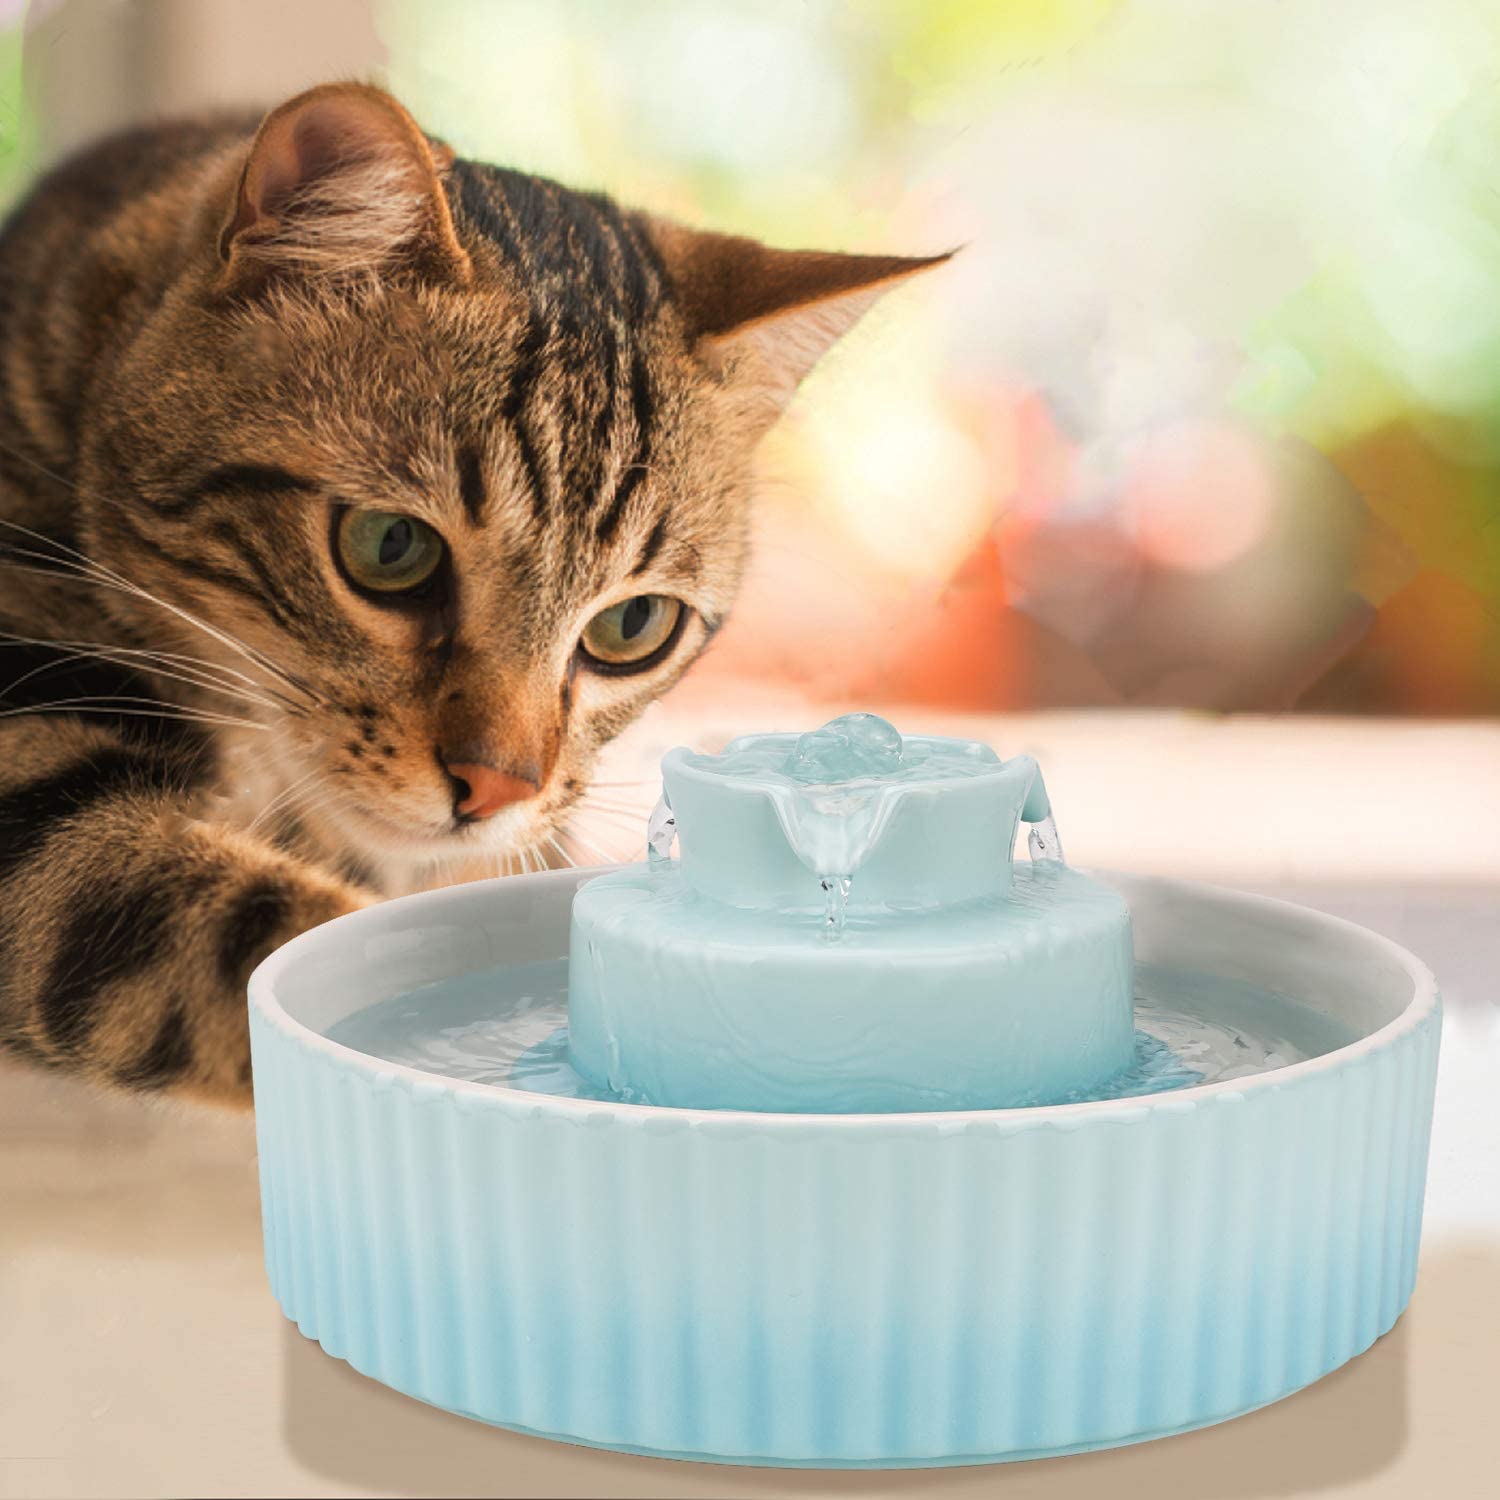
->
326, 958, 1358, 1110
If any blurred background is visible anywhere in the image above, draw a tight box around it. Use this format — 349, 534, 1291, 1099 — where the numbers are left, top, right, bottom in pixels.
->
1, 17, 1495, 1497
2, 0, 1497, 879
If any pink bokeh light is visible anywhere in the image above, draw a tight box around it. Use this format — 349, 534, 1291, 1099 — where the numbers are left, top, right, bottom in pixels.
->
1120, 421, 1277, 573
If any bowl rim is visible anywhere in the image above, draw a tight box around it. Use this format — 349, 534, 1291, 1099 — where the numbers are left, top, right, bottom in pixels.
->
248, 866, 1441, 1132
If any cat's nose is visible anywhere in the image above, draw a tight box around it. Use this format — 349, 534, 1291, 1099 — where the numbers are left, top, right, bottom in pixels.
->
443, 760, 539, 821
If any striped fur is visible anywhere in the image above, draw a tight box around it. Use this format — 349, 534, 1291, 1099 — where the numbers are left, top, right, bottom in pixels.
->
0, 83, 940, 1106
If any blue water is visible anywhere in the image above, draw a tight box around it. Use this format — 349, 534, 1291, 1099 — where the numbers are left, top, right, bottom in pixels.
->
324, 959, 1359, 1111
788, 713, 914, 781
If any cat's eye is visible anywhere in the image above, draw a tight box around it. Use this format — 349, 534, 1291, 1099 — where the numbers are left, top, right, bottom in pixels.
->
336, 509, 445, 595
580, 594, 684, 670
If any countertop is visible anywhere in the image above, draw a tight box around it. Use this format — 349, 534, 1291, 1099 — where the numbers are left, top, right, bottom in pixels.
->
2, 710, 1496, 1499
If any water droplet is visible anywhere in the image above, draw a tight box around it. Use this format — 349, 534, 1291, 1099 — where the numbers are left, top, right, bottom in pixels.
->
819, 874, 852, 940
646, 796, 677, 866
1028, 812, 1066, 864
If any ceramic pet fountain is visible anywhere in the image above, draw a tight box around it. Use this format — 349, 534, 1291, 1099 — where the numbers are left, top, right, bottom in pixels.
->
249, 713, 1441, 1468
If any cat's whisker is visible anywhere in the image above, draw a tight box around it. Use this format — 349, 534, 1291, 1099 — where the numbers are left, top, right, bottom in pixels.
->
276, 780, 373, 852
544, 833, 578, 870
247, 764, 325, 837
0, 516, 322, 708
260, 789, 348, 846
0, 626, 279, 696
0, 554, 316, 718
0, 698, 265, 732
87, 640, 292, 705
571, 799, 643, 825
584, 823, 644, 850
575, 786, 651, 808
567, 833, 636, 861
294, 791, 360, 837
564, 822, 633, 870
576, 800, 652, 824
21, 691, 266, 729
577, 787, 653, 806
0, 636, 284, 715
573, 827, 644, 857
570, 842, 627, 869
574, 806, 648, 836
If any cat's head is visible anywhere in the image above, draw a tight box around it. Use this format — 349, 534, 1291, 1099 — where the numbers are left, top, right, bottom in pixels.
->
87, 83, 944, 869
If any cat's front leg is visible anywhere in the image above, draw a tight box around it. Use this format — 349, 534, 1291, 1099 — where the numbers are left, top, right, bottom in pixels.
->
0, 716, 366, 1107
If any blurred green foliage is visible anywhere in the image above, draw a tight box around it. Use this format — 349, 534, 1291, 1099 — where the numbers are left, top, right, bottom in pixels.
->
0, 19, 31, 213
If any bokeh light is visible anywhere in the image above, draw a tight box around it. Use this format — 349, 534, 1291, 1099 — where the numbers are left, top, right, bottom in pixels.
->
1121, 422, 1276, 574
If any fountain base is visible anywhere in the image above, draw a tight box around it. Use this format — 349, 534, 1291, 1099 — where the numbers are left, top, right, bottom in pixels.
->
568, 861, 1135, 1111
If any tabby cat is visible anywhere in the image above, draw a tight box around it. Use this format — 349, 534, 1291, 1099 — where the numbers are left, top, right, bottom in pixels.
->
0, 83, 940, 1105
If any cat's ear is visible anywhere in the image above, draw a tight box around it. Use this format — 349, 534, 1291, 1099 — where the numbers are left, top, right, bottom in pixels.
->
648, 221, 951, 411
217, 82, 470, 291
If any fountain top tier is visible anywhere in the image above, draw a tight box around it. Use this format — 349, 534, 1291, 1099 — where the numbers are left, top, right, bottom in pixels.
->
662, 713, 1054, 913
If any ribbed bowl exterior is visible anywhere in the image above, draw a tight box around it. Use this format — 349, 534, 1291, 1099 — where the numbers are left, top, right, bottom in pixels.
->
248, 874, 1441, 1467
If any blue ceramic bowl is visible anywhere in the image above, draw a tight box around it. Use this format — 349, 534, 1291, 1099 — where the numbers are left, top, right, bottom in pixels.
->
248, 869, 1439, 1468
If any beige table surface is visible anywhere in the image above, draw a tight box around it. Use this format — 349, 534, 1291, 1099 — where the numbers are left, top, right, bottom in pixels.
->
2, 712, 1497, 1500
